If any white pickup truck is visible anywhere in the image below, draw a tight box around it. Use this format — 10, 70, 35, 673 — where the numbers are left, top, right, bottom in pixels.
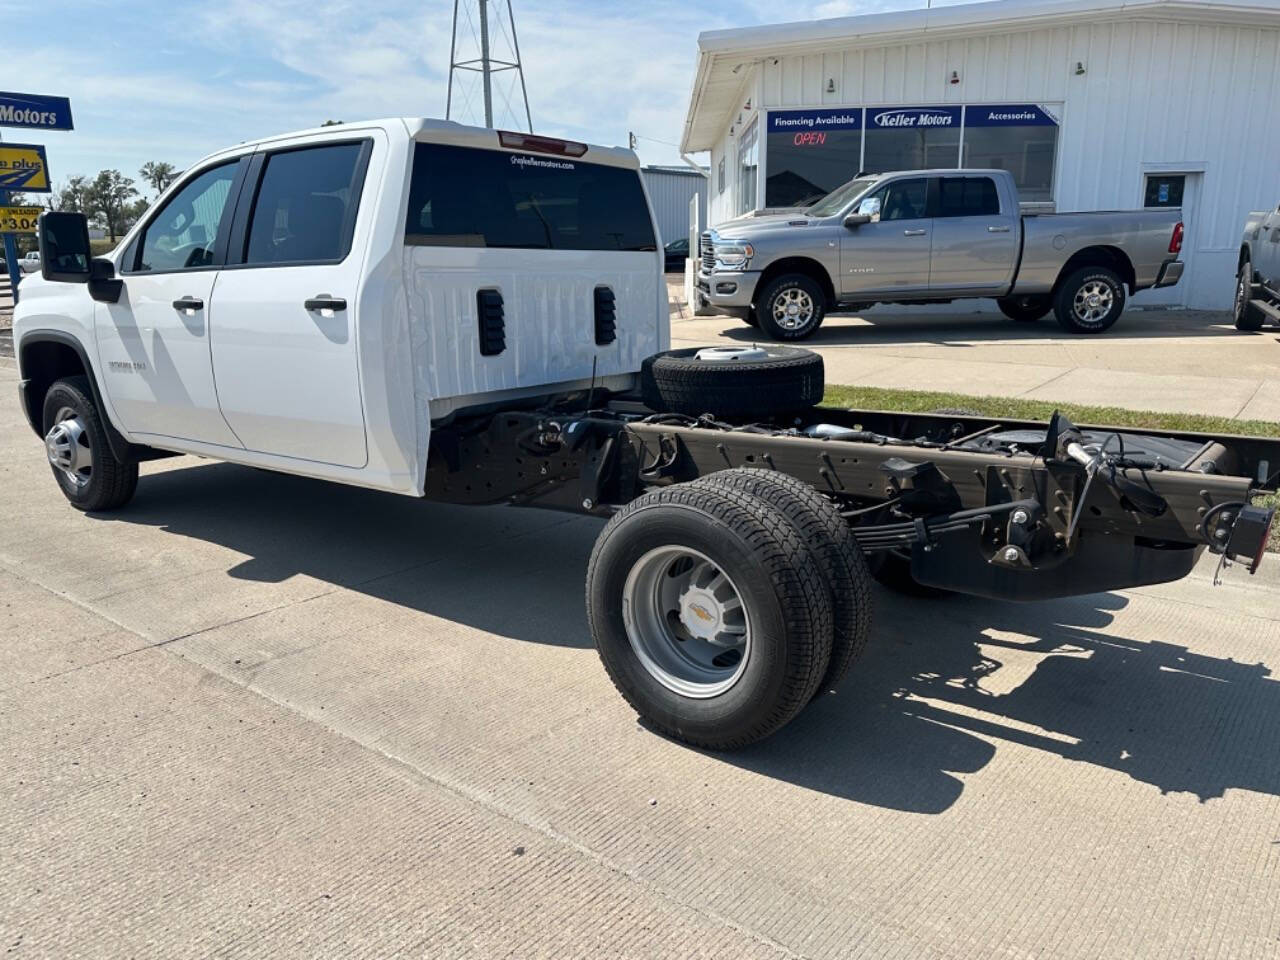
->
15, 118, 1278, 749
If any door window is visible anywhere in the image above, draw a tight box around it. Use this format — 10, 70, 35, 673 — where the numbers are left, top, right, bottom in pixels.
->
132, 162, 238, 273
243, 142, 368, 265
861, 178, 928, 221
1144, 175, 1185, 208
934, 177, 1000, 217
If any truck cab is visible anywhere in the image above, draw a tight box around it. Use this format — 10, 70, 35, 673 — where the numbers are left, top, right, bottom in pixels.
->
15, 119, 667, 501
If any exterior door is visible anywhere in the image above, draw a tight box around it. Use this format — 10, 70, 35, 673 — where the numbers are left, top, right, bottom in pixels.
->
96, 159, 245, 446
840, 176, 931, 297
210, 138, 375, 468
928, 175, 1018, 294
1137, 172, 1198, 308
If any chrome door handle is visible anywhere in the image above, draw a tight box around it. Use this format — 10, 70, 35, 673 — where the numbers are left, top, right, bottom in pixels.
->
903, 229, 927, 236
988, 225, 1011, 233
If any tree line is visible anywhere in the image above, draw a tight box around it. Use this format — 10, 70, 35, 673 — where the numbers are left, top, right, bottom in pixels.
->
45, 161, 180, 242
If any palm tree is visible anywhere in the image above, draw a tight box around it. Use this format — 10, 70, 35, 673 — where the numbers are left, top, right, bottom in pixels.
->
138, 161, 178, 197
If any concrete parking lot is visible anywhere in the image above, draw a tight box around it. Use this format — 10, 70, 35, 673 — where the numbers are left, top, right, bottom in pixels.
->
668, 283, 1280, 421
4, 355, 1280, 958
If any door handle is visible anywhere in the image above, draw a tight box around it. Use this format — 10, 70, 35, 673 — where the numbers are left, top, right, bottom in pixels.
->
172, 296, 204, 311
988, 225, 1011, 233
903, 229, 927, 237
304, 295, 347, 311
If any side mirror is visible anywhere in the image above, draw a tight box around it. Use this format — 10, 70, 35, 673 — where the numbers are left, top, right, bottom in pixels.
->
38, 211, 92, 283
844, 213, 871, 228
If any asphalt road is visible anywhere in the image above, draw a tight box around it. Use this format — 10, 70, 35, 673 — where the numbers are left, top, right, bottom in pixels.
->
3, 356, 1280, 958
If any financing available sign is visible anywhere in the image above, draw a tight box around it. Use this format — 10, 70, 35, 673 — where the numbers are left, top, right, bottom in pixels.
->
0, 205, 42, 234
0, 143, 51, 192
0, 91, 74, 131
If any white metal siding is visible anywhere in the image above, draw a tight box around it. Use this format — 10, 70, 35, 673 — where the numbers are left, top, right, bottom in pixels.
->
641, 168, 709, 247
712, 18, 1280, 308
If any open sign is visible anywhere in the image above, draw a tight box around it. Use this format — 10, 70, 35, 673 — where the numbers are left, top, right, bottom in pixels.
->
793, 132, 827, 146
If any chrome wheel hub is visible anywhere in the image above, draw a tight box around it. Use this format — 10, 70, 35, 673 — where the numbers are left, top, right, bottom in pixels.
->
45, 407, 93, 489
622, 546, 750, 698
1072, 281, 1114, 324
772, 287, 815, 331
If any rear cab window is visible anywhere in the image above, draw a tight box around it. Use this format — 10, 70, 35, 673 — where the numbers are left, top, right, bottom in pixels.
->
404, 143, 656, 252
933, 176, 1001, 218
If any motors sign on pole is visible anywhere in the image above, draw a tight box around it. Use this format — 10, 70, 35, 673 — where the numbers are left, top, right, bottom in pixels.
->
0, 92, 74, 131
0, 205, 42, 234
0, 143, 51, 192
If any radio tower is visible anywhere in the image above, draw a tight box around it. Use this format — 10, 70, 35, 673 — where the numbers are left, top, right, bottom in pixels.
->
447, 0, 533, 132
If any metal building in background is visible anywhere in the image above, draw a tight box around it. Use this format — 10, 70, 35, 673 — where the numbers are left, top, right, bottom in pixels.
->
641, 165, 708, 248
447, 0, 532, 131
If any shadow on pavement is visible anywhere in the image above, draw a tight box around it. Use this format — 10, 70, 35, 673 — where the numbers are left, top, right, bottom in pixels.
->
106, 460, 1280, 811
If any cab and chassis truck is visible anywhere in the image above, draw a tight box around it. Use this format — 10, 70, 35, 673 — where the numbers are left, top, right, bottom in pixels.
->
15, 118, 1277, 749
697, 168, 1185, 340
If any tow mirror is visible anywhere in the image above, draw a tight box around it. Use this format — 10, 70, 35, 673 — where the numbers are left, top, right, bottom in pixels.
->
844, 213, 871, 228
38, 211, 92, 283
845, 196, 882, 228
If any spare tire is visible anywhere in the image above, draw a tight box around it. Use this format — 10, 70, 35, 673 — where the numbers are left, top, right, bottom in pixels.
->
641, 345, 824, 418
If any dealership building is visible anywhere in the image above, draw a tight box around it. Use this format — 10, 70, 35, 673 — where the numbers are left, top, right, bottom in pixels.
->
679, 0, 1280, 309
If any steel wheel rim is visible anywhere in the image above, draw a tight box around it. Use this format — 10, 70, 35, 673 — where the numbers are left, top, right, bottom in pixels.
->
45, 405, 93, 490
772, 287, 815, 331
622, 546, 751, 698
1072, 281, 1114, 324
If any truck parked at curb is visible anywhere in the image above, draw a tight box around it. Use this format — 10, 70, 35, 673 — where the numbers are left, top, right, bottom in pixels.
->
1234, 204, 1280, 331
697, 168, 1185, 339
14, 119, 1276, 750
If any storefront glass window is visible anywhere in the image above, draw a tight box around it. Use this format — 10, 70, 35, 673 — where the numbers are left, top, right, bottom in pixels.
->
960, 105, 1059, 202
737, 119, 759, 215
764, 108, 862, 208
862, 106, 961, 174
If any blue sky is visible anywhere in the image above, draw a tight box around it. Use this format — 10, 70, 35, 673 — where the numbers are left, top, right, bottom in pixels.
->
20, 0, 969, 197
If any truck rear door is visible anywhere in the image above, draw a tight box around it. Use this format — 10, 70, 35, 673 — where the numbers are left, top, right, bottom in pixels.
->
926, 174, 1018, 294
401, 139, 662, 403
207, 134, 379, 469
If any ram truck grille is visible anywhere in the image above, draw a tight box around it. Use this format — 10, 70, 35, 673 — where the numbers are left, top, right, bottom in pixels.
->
700, 232, 714, 273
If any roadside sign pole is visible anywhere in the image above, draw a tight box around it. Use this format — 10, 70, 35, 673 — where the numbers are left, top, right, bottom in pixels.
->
0, 129, 18, 294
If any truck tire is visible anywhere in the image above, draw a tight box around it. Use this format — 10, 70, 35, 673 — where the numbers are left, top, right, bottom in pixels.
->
693, 469, 872, 697
1053, 266, 1126, 334
997, 295, 1051, 322
1234, 256, 1264, 331
586, 482, 834, 749
755, 273, 828, 340
640, 346, 824, 418
42, 376, 138, 512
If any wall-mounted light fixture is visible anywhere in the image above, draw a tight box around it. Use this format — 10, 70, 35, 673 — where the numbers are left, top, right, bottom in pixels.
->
1075, 60, 1087, 75
949, 70, 961, 85
826, 78, 836, 93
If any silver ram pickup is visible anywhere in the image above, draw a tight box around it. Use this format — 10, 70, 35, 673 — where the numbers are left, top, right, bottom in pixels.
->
697, 168, 1184, 339
1233, 203, 1280, 331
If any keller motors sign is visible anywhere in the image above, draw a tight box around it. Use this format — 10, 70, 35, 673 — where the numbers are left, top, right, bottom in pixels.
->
0, 91, 74, 131
868, 106, 961, 129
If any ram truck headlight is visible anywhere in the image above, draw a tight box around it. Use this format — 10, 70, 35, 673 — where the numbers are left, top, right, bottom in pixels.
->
714, 241, 754, 270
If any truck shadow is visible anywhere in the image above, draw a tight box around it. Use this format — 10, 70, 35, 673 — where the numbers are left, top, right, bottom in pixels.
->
109, 460, 1280, 813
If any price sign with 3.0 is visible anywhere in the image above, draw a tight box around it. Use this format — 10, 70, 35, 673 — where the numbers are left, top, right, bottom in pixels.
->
0, 205, 42, 234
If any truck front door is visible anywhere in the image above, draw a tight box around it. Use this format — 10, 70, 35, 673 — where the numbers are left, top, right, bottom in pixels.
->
839, 176, 931, 298
209, 137, 376, 469
927, 174, 1018, 294
98, 159, 246, 447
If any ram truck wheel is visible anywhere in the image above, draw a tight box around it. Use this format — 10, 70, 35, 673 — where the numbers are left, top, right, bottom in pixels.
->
693, 469, 872, 697
1234, 257, 1264, 331
42, 376, 138, 512
755, 273, 828, 341
1053, 267, 1126, 334
640, 345, 823, 418
586, 482, 834, 749
997, 295, 1051, 322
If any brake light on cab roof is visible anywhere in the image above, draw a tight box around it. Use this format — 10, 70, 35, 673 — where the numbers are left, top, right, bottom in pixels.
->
498, 130, 588, 157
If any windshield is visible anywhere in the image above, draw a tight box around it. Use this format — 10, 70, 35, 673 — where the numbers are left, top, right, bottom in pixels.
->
805, 177, 879, 218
